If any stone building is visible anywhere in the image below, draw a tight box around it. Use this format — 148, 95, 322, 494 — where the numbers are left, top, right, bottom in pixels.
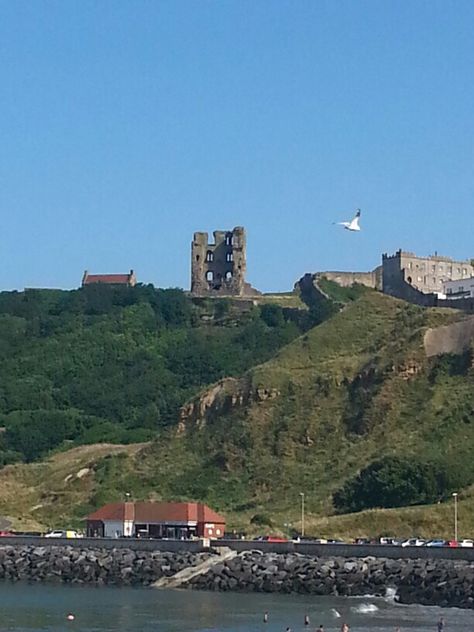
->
82, 270, 137, 287
382, 250, 474, 298
191, 226, 259, 297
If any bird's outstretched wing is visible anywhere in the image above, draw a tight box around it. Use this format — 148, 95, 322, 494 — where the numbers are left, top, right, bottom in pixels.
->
348, 209, 361, 230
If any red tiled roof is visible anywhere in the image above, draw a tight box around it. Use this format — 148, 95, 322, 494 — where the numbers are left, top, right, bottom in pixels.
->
83, 274, 131, 285
87, 502, 225, 524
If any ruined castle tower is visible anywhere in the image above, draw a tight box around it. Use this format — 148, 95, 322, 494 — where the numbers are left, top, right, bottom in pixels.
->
191, 227, 248, 296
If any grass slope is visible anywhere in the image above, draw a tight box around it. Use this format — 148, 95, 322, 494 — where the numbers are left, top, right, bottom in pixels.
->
1, 292, 473, 537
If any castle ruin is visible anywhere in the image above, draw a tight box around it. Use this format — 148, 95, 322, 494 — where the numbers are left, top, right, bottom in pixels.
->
191, 226, 260, 297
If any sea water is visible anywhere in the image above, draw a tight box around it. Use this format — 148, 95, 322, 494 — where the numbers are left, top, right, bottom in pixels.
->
0, 583, 472, 631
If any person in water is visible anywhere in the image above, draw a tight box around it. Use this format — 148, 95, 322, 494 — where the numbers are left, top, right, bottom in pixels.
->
316, 626, 324, 632
437, 616, 445, 632
304, 614, 310, 626
263, 612, 269, 623
340, 624, 350, 632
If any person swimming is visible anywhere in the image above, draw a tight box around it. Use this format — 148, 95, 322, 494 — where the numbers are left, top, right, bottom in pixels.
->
304, 614, 310, 626
263, 612, 269, 624
340, 624, 350, 632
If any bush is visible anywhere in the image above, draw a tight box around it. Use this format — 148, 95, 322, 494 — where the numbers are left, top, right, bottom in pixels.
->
333, 456, 467, 514
250, 513, 273, 527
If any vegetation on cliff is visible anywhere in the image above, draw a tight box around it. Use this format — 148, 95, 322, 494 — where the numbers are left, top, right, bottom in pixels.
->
0, 286, 309, 463
0, 283, 473, 537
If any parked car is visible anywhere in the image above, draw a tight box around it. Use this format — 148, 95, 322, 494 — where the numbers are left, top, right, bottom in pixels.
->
447, 540, 459, 548
354, 537, 370, 545
426, 539, 446, 547
0, 530, 14, 537
401, 538, 426, 547
460, 539, 474, 548
45, 530, 82, 539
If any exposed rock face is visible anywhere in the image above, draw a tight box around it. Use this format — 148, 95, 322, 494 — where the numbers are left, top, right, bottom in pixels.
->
186, 551, 474, 610
0, 546, 213, 586
177, 377, 279, 433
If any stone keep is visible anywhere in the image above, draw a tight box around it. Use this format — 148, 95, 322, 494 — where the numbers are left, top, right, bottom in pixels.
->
191, 227, 247, 296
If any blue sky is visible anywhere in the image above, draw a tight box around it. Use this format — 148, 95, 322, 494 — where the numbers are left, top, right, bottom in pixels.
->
1, 1, 474, 292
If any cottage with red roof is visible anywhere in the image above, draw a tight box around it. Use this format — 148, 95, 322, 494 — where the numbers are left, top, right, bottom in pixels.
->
81, 269, 137, 287
86, 501, 225, 539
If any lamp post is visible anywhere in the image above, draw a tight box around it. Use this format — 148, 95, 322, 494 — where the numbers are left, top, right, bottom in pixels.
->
452, 492, 458, 543
300, 492, 305, 538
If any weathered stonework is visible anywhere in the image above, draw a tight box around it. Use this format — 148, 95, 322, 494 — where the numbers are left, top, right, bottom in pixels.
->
382, 250, 474, 297
191, 227, 260, 297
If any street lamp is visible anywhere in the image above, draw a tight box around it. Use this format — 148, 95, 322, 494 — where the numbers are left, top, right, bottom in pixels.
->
452, 492, 458, 542
300, 492, 305, 538
125, 492, 131, 502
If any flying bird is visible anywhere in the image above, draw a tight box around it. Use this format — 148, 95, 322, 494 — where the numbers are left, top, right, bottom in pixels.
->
335, 209, 361, 232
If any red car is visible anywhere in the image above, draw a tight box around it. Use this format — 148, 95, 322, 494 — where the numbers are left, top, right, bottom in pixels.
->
447, 540, 459, 548
0, 531, 13, 537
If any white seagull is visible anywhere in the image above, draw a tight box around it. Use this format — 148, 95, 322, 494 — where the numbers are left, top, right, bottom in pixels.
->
335, 208, 361, 231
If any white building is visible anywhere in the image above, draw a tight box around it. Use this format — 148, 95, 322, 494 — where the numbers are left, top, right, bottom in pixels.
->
443, 277, 474, 300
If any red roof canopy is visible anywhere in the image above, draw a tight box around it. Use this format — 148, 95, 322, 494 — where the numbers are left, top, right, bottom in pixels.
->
87, 501, 225, 525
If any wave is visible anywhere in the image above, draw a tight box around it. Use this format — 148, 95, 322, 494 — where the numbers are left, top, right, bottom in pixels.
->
330, 608, 341, 618
350, 603, 379, 614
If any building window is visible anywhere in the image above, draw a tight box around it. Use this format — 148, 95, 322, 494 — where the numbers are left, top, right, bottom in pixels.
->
417, 276, 422, 282
226, 252, 233, 262
206, 251, 214, 262
439, 265, 444, 272
408, 262, 413, 270
225, 271, 232, 281
463, 268, 467, 275
433, 277, 436, 284
225, 234, 233, 246
206, 271, 214, 282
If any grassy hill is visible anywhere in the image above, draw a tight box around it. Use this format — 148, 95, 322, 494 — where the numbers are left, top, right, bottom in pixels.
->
0, 285, 309, 464
0, 286, 473, 537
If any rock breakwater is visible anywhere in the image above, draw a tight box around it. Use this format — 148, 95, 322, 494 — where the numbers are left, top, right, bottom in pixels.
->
187, 551, 474, 610
0, 545, 213, 586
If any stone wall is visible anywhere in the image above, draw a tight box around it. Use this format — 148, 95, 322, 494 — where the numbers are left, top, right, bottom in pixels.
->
317, 268, 382, 290
187, 550, 474, 609
424, 316, 474, 357
0, 545, 213, 586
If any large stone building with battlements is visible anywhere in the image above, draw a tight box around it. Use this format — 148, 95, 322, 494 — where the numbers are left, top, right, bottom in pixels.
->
191, 226, 260, 297
382, 250, 474, 298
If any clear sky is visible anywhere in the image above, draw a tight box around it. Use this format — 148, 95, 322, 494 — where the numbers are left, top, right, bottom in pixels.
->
1, 0, 474, 292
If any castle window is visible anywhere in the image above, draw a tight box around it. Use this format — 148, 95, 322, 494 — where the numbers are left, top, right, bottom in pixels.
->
196, 255, 200, 262
433, 277, 436, 284
225, 271, 232, 281
407, 276, 412, 284
206, 271, 214, 282
408, 262, 412, 270
417, 276, 422, 282
463, 268, 468, 275
439, 265, 444, 272
226, 252, 233, 262
206, 251, 214, 262
225, 234, 233, 246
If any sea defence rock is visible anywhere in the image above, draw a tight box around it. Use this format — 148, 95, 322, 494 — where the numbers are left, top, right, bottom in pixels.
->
0, 545, 213, 586
186, 551, 474, 610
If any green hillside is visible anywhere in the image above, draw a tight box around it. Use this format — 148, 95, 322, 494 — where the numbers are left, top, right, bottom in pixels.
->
0, 284, 473, 537
0, 285, 309, 464
58, 291, 474, 535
